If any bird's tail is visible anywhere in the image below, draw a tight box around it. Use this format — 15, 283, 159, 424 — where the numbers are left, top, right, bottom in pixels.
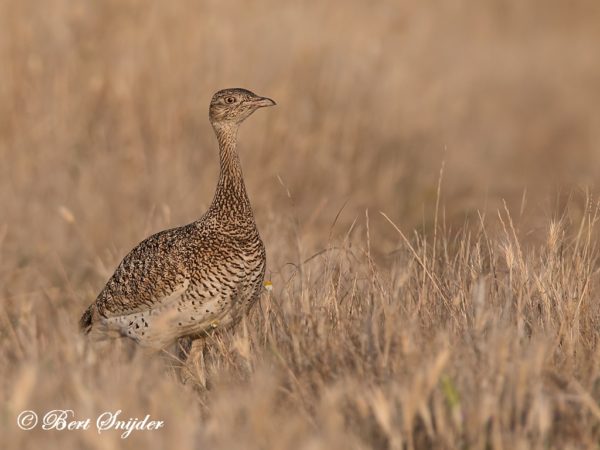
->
79, 305, 95, 334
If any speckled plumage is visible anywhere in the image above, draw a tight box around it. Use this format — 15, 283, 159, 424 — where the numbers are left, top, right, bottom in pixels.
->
80, 88, 275, 349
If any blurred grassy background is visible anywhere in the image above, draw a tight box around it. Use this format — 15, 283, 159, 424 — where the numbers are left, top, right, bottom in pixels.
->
2, 0, 600, 262
2, 0, 600, 449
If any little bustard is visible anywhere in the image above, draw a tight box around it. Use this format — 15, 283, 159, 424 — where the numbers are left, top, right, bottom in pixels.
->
80, 88, 275, 350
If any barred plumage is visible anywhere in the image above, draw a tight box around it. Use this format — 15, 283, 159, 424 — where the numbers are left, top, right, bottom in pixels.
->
79, 88, 275, 349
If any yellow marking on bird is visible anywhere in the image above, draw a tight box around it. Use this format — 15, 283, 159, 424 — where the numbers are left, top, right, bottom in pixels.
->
264, 281, 273, 292
210, 320, 220, 329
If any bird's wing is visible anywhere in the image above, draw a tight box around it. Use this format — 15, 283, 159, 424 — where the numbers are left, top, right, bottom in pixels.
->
93, 226, 194, 319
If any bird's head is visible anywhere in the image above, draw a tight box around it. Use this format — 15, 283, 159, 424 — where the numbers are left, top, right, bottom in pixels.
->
209, 88, 276, 129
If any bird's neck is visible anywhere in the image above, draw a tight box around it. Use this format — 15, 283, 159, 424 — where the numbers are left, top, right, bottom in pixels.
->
207, 123, 254, 222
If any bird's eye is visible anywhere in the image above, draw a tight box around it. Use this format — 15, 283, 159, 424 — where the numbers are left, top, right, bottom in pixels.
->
225, 97, 236, 104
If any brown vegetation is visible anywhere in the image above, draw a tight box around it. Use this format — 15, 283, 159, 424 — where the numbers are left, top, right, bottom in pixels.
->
2, 0, 600, 448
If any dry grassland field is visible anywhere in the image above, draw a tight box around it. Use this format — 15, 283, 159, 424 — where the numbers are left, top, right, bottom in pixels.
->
2, 1, 600, 449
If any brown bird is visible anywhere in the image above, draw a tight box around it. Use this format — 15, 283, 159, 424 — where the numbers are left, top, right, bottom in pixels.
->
80, 88, 275, 350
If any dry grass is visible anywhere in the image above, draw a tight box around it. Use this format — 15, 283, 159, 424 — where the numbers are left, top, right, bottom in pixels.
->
2, 0, 600, 448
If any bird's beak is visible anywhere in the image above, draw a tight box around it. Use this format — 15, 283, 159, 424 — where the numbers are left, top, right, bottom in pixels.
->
251, 96, 276, 108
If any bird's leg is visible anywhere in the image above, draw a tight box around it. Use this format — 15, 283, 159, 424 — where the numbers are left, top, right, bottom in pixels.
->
176, 336, 193, 362
180, 337, 207, 388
